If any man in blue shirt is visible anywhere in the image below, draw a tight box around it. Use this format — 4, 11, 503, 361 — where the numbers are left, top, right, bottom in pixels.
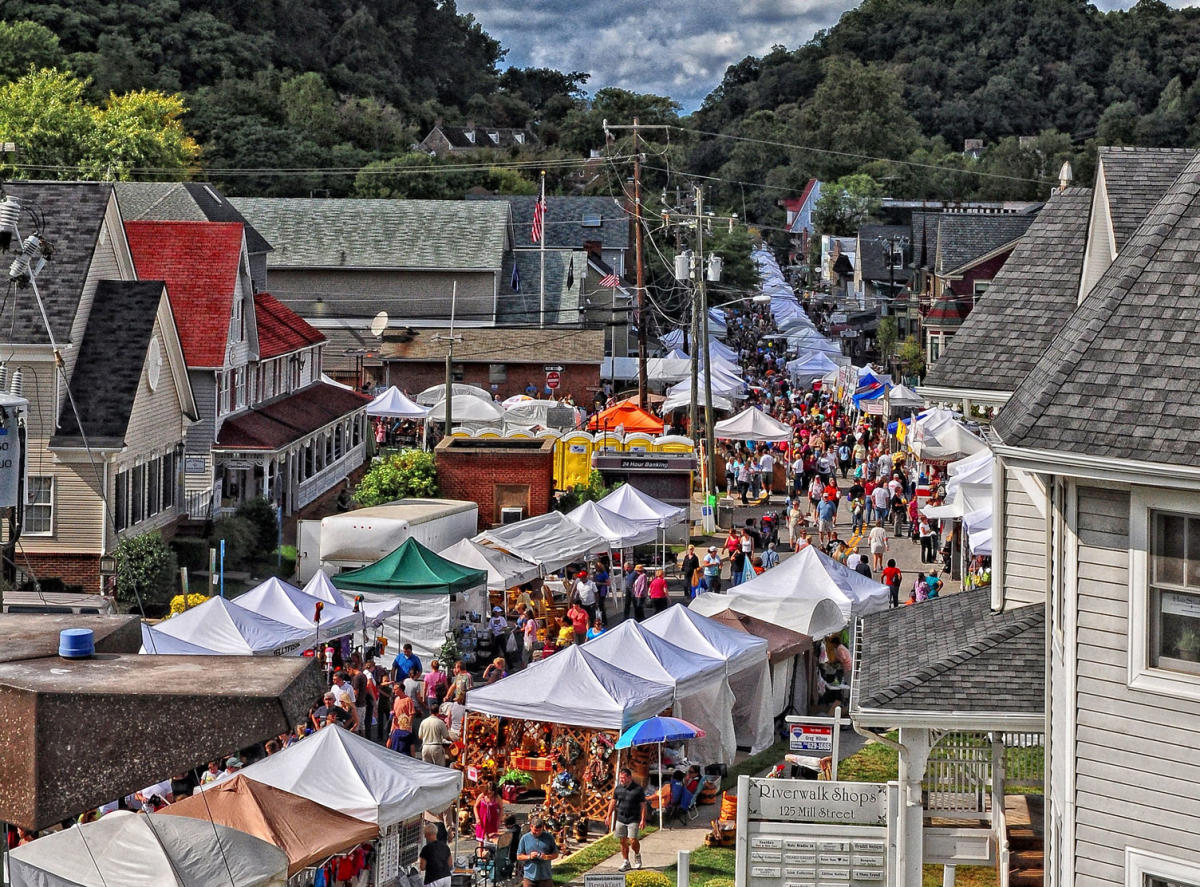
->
516, 816, 559, 887
390, 643, 421, 685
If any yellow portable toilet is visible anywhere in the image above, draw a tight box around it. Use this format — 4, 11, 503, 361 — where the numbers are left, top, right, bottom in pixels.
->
556, 431, 594, 490
655, 434, 696, 454
623, 431, 655, 454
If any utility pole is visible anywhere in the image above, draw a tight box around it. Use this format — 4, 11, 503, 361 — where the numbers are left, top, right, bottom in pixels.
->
604, 118, 672, 410
434, 283, 462, 435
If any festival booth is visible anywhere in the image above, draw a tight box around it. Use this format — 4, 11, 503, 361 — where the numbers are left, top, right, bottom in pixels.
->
713, 406, 794, 442
438, 538, 542, 592
689, 544, 889, 636
162, 776, 379, 878
641, 605, 775, 753
234, 726, 462, 886
566, 500, 659, 548
330, 538, 489, 663
138, 595, 316, 656
8, 811, 289, 887
582, 621, 737, 764
705, 609, 815, 716
232, 577, 365, 640
587, 399, 663, 434
462, 645, 675, 822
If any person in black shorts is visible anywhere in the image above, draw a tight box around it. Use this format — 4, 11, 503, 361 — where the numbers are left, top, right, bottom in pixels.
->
607, 767, 646, 871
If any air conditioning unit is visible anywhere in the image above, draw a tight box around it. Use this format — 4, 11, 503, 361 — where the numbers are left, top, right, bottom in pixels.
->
500, 506, 524, 525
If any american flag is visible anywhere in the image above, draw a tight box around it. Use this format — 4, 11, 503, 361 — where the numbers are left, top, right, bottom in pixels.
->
531, 197, 546, 243
599, 272, 621, 287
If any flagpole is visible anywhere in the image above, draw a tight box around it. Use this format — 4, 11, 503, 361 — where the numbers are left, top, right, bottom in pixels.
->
539, 171, 546, 329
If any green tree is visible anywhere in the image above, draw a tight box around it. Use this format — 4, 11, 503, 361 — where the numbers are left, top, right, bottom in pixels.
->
0, 20, 63, 82
812, 174, 881, 236
0, 69, 198, 179
114, 531, 178, 609
354, 449, 438, 507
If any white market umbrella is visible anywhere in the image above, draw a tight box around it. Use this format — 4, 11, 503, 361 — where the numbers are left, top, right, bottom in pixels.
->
366, 386, 429, 419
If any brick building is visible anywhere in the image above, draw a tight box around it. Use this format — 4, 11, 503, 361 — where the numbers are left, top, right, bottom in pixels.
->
435, 438, 556, 530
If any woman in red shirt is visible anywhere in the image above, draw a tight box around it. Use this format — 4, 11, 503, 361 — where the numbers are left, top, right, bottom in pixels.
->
648, 568, 670, 614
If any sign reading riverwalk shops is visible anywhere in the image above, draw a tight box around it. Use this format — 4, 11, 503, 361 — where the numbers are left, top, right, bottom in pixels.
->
735, 776, 896, 887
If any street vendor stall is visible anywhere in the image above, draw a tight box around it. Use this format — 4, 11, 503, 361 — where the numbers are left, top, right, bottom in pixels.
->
331, 537, 489, 663
462, 645, 674, 824
9, 811, 289, 887
234, 725, 462, 887
162, 775, 378, 877
641, 605, 775, 753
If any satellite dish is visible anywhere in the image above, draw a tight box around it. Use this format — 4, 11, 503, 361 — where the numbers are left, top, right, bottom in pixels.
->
370, 311, 389, 338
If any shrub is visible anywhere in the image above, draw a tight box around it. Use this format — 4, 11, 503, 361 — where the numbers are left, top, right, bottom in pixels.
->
114, 532, 178, 608
210, 516, 258, 571
625, 872, 671, 887
235, 497, 279, 555
354, 449, 438, 506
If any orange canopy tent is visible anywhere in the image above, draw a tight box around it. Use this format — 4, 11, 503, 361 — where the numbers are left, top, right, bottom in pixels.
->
587, 399, 664, 434
161, 775, 378, 876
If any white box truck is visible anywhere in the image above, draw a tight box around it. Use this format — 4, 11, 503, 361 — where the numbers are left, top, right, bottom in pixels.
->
297, 498, 478, 582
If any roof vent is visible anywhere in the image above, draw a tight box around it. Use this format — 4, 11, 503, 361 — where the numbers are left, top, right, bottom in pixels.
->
59, 628, 95, 659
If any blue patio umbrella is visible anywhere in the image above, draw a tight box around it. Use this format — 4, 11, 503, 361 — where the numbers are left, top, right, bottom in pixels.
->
615, 717, 706, 830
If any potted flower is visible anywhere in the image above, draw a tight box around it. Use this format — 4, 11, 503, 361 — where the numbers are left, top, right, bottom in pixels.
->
498, 768, 533, 801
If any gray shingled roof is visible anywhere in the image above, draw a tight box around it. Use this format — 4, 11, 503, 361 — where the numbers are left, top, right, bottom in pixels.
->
497, 248, 587, 325
471, 195, 630, 251
229, 198, 510, 271
1099, 146, 1195, 250
993, 150, 1200, 461
51, 280, 164, 448
935, 210, 1038, 275
851, 589, 1045, 718
857, 224, 912, 283
115, 182, 272, 255
0, 182, 113, 345
923, 187, 1092, 392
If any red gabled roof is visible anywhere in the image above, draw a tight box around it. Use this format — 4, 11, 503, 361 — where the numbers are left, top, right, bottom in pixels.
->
255, 291, 325, 358
125, 221, 245, 368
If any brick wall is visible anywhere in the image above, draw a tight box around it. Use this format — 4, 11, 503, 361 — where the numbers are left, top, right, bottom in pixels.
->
435, 438, 555, 530
19, 553, 102, 594
386, 361, 602, 408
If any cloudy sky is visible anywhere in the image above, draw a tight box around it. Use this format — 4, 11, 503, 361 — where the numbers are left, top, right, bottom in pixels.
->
460, 0, 1198, 111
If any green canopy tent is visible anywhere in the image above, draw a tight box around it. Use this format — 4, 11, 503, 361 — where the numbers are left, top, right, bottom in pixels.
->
332, 538, 489, 664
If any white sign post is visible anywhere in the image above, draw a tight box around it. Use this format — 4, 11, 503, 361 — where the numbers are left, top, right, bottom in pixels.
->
735, 774, 897, 887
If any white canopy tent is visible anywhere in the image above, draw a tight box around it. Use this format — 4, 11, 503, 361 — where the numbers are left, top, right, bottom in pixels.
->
427, 394, 505, 423
583, 621, 737, 762
138, 595, 314, 656
640, 605, 774, 753
231, 577, 364, 641
415, 383, 491, 406
438, 538, 542, 591
567, 500, 659, 548
475, 510, 608, 574
713, 406, 794, 442
660, 387, 734, 414
465, 644, 676, 731
597, 484, 686, 528
302, 570, 401, 624
366, 387, 429, 419
9, 811, 288, 887
235, 725, 462, 826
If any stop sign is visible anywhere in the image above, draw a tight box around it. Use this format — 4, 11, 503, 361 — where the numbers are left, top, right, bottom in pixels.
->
545, 370, 561, 390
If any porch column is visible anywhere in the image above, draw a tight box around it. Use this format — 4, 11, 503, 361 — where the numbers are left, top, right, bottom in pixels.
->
897, 726, 932, 887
